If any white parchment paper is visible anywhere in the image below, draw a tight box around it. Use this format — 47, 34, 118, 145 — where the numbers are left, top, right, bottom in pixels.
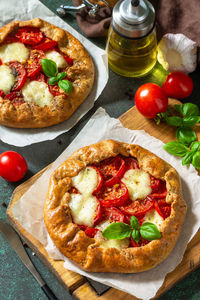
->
12, 108, 200, 300
0, 0, 108, 146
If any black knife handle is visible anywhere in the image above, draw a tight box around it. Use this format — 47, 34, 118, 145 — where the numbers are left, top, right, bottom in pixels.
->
41, 284, 59, 300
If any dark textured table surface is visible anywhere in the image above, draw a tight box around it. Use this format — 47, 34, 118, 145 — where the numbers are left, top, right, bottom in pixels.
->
1, 1, 200, 299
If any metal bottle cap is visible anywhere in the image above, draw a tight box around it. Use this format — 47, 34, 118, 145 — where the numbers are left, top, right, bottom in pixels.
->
112, 0, 155, 38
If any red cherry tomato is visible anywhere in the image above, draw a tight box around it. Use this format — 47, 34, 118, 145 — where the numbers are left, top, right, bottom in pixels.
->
150, 180, 167, 199
124, 157, 139, 170
34, 38, 57, 51
95, 182, 129, 207
30, 72, 46, 82
163, 71, 193, 99
102, 207, 125, 222
16, 27, 44, 45
120, 196, 154, 217
97, 155, 126, 187
154, 200, 171, 219
0, 151, 27, 182
8, 62, 27, 91
84, 227, 98, 238
4, 91, 25, 106
25, 49, 45, 78
92, 167, 103, 194
135, 83, 168, 118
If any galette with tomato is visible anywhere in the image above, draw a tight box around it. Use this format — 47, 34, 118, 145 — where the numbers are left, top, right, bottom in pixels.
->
0, 18, 94, 128
44, 140, 187, 273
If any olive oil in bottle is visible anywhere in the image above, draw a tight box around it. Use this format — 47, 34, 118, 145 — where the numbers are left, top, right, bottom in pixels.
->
106, 0, 157, 77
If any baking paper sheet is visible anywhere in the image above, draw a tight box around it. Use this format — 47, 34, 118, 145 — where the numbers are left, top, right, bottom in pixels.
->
0, 0, 108, 146
12, 108, 200, 300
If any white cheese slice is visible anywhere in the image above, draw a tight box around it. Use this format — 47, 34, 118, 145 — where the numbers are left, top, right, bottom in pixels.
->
0, 65, 15, 94
22, 81, 53, 107
46, 50, 67, 69
99, 238, 129, 250
0, 42, 29, 64
142, 209, 163, 230
72, 167, 98, 196
69, 193, 98, 227
122, 169, 152, 200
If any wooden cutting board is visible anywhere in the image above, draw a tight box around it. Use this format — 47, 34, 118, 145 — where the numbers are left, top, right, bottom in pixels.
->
7, 99, 200, 300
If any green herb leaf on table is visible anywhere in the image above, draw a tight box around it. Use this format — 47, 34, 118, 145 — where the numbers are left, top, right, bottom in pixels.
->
182, 103, 199, 117
190, 141, 200, 152
48, 77, 59, 86
58, 80, 73, 95
163, 141, 189, 157
182, 116, 200, 127
41, 58, 58, 77
140, 222, 161, 241
165, 116, 183, 127
102, 222, 132, 240
176, 127, 197, 145
132, 229, 140, 243
182, 152, 194, 166
130, 215, 139, 229
192, 151, 200, 169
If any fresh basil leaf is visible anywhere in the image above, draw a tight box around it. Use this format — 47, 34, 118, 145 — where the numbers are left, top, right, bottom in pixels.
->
132, 229, 140, 243
58, 79, 73, 95
182, 152, 193, 166
57, 72, 67, 81
165, 116, 183, 127
130, 216, 139, 229
102, 222, 132, 240
140, 222, 161, 241
182, 103, 199, 117
41, 58, 58, 77
176, 127, 197, 145
174, 104, 183, 114
163, 141, 189, 157
190, 141, 200, 152
192, 151, 200, 170
182, 116, 200, 127
48, 77, 59, 86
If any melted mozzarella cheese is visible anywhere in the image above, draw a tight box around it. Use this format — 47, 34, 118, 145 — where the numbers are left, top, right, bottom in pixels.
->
0, 65, 15, 94
69, 193, 98, 227
142, 209, 163, 230
96, 220, 113, 231
94, 231, 129, 249
22, 81, 53, 107
69, 167, 99, 227
46, 51, 67, 68
0, 42, 29, 63
72, 167, 98, 196
122, 169, 152, 200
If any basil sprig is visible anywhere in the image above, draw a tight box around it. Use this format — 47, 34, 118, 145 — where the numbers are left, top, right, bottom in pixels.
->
102, 216, 161, 243
163, 103, 200, 169
41, 58, 73, 95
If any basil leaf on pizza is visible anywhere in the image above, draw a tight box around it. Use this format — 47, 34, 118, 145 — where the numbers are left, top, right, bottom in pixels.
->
130, 216, 139, 229
48, 76, 59, 86
132, 229, 140, 243
140, 222, 161, 241
41, 58, 58, 77
102, 222, 132, 240
58, 80, 73, 95
56, 72, 67, 81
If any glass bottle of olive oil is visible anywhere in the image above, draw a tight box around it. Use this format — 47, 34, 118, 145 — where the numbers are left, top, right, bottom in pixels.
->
106, 0, 157, 77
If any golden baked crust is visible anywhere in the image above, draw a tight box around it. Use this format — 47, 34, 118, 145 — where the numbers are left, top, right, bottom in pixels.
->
44, 140, 187, 273
0, 18, 94, 128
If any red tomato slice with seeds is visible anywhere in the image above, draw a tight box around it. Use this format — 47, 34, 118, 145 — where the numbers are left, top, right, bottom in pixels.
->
4, 91, 25, 106
84, 227, 98, 238
150, 176, 160, 191
8, 62, 27, 91
102, 207, 125, 222
97, 155, 126, 187
0, 89, 5, 98
48, 83, 66, 97
124, 157, 139, 170
130, 238, 150, 248
34, 38, 57, 51
93, 201, 102, 226
150, 179, 167, 199
64, 56, 73, 66
25, 49, 45, 78
16, 27, 44, 45
92, 167, 103, 195
120, 196, 154, 217
30, 72, 45, 82
95, 182, 129, 207
154, 199, 171, 219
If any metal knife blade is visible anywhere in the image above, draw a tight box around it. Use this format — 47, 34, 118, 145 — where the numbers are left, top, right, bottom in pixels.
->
0, 220, 58, 300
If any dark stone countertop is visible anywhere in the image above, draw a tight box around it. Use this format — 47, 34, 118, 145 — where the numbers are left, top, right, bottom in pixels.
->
0, 1, 200, 299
